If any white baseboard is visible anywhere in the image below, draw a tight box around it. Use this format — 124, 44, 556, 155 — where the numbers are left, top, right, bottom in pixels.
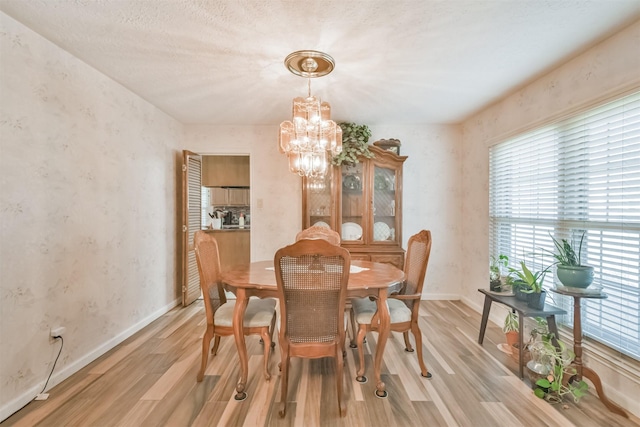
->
421, 293, 461, 300
0, 298, 180, 423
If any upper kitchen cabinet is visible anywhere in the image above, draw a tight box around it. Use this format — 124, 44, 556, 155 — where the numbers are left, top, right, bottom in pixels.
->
210, 187, 250, 206
302, 145, 407, 269
202, 155, 250, 187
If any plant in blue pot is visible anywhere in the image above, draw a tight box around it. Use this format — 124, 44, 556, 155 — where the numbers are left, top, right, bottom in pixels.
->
543, 231, 594, 289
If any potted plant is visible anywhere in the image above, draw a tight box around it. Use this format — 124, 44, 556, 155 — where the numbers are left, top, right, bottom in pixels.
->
509, 261, 550, 309
490, 254, 509, 292
332, 122, 374, 166
543, 231, 594, 289
503, 311, 519, 347
527, 337, 588, 404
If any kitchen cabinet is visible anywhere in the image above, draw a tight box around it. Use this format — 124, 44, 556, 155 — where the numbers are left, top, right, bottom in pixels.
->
202, 155, 250, 187
210, 187, 249, 206
227, 188, 249, 205
302, 145, 407, 269
211, 187, 227, 205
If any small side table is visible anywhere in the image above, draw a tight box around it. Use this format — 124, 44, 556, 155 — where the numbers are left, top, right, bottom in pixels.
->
550, 286, 628, 418
477, 289, 566, 379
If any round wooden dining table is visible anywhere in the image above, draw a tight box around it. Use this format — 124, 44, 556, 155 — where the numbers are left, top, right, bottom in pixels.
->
222, 259, 406, 400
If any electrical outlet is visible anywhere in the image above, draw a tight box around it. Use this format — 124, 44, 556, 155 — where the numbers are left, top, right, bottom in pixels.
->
50, 326, 65, 338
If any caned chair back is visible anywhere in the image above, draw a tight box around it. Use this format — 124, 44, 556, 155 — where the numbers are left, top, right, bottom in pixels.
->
295, 225, 341, 246
275, 239, 350, 344
273, 238, 351, 417
402, 230, 432, 302
193, 231, 226, 323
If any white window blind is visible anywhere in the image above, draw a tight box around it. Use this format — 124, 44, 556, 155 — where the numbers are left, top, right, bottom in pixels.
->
490, 91, 640, 360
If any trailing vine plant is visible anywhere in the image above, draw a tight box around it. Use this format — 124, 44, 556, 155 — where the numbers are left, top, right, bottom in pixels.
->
332, 122, 374, 166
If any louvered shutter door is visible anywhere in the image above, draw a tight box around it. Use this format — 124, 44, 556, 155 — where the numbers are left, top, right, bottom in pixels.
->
182, 151, 202, 306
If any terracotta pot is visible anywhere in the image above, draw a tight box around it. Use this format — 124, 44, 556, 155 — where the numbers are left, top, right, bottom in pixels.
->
510, 343, 531, 364
505, 331, 519, 347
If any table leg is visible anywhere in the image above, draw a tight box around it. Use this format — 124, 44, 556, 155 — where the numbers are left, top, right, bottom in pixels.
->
233, 288, 249, 401
478, 296, 492, 345
581, 366, 628, 418
518, 311, 524, 379
546, 315, 560, 347
373, 290, 390, 398
572, 297, 584, 375
570, 296, 628, 418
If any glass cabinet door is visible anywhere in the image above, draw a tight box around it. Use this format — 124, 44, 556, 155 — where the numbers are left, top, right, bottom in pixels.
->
340, 163, 364, 242
305, 172, 333, 228
372, 165, 397, 244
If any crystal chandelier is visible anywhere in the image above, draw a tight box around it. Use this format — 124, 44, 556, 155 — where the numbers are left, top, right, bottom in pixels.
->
279, 51, 342, 178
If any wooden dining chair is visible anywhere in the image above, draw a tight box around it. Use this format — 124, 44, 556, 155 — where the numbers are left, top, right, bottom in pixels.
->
193, 231, 277, 382
295, 225, 341, 245
274, 239, 351, 417
350, 230, 433, 380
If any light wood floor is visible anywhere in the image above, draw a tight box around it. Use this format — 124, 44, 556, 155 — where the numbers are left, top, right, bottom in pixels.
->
3, 300, 639, 427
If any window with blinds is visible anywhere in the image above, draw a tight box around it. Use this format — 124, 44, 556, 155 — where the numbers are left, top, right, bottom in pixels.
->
489, 91, 640, 360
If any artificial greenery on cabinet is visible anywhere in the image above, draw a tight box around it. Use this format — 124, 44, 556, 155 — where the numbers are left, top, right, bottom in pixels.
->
332, 122, 374, 166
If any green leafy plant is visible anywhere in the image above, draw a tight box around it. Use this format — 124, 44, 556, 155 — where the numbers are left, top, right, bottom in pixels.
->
528, 317, 554, 344
332, 122, 374, 166
503, 312, 519, 333
525, 318, 588, 403
509, 261, 550, 293
543, 231, 586, 267
529, 338, 588, 403
490, 254, 509, 279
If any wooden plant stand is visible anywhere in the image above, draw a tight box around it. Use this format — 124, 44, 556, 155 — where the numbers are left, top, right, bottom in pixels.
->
550, 287, 628, 418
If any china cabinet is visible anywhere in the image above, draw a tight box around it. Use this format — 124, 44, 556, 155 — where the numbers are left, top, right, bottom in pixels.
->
302, 145, 407, 269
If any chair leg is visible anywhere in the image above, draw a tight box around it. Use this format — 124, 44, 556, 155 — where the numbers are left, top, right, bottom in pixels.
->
279, 352, 290, 418
197, 325, 214, 382
260, 327, 272, 381
411, 322, 431, 378
335, 346, 346, 417
356, 325, 368, 381
349, 308, 358, 348
269, 313, 277, 348
403, 331, 414, 352
211, 335, 221, 355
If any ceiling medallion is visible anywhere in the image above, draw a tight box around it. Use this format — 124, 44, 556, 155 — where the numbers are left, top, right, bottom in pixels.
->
284, 50, 335, 78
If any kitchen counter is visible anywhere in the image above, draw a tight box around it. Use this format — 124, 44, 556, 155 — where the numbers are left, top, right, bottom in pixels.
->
203, 226, 250, 232
202, 226, 250, 267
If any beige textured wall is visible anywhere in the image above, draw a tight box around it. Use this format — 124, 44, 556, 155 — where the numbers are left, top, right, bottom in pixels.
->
460, 20, 640, 417
370, 124, 463, 299
183, 124, 463, 299
0, 13, 183, 419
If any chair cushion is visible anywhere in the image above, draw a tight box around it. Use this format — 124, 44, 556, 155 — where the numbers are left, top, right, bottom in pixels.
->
351, 297, 412, 324
214, 298, 276, 328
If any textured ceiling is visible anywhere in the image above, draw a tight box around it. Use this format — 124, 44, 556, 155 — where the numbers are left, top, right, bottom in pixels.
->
1, 0, 639, 125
